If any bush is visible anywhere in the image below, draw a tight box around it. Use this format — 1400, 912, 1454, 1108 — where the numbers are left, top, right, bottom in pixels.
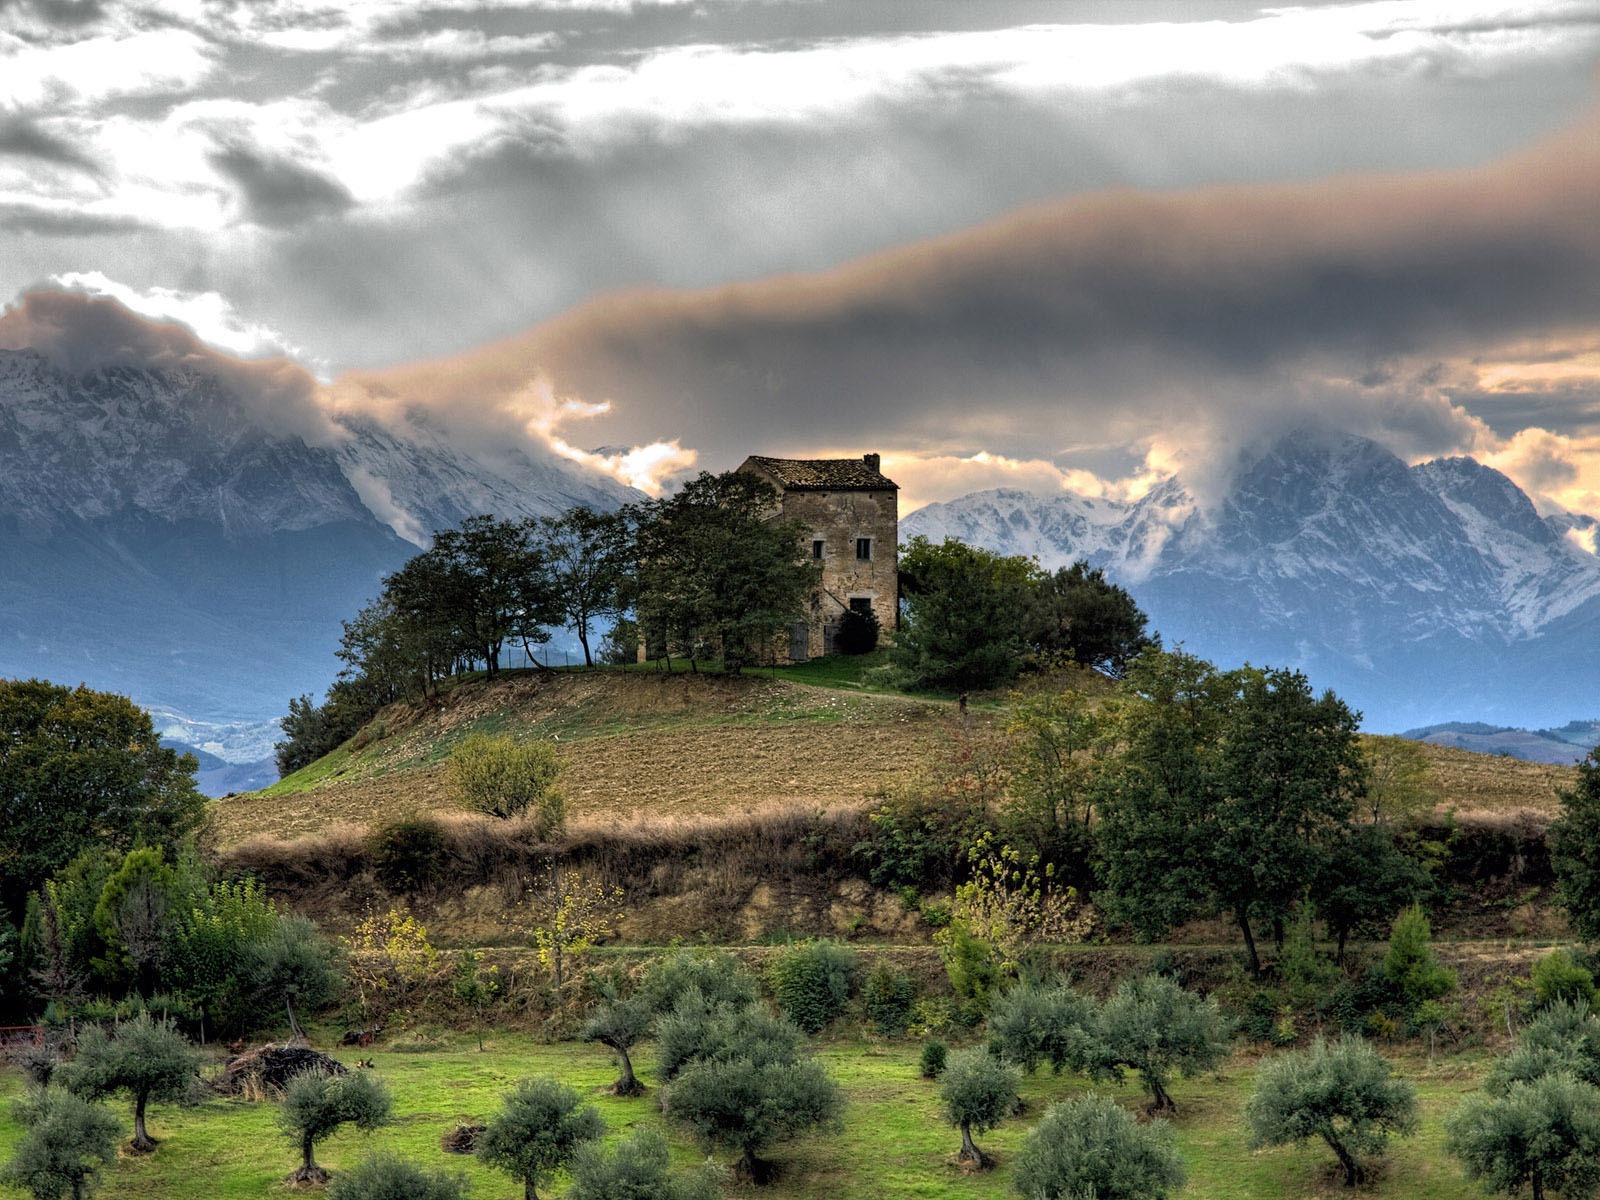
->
1484, 1000, 1600, 1094
863, 964, 919, 1038
835, 608, 879, 655
639, 951, 760, 1017
1531, 948, 1596, 1010
1448, 1072, 1600, 1200
326, 1154, 468, 1200
938, 1047, 1020, 1167
988, 979, 1098, 1075
1245, 1035, 1419, 1186
1012, 1092, 1185, 1200
920, 1039, 949, 1079
767, 941, 857, 1034
367, 816, 449, 894
450, 733, 565, 831
1383, 905, 1456, 1014
569, 1128, 718, 1200
479, 1078, 605, 1200
0, 1090, 121, 1200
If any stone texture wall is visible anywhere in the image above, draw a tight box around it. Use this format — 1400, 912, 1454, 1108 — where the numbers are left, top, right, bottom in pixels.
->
776, 487, 898, 657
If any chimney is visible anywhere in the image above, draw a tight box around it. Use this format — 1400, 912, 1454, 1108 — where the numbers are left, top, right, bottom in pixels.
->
863, 452, 880, 473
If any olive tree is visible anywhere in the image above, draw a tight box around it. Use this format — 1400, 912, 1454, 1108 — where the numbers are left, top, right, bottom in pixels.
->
988, 980, 1099, 1076
1012, 1093, 1185, 1200
326, 1154, 469, 1200
569, 1128, 719, 1200
1448, 1073, 1600, 1200
582, 989, 653, 1096
279, 1069, 393, 1186
478, 1078, 605, 1200
938, 1048, 1020, 1168
1094, 974, 1231, 1112
1, 1090, 121, 1200
58, 1012, 202, 1153
1245, 1036, 1419, 1186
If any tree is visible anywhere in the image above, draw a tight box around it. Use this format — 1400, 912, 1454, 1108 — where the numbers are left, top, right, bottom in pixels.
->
0, 680, 205, 915
1314, 822, 1429, 965
1382, 904, 1456, 1015
59, 1012, 201, 1153
1, 1090, 121, 1200
538, 507, 633, 667
1531, 950, 1597, 1010
279, 1068, 393, 1186
326, 1154, 468, 1200
450, 733, 564, 829
767, 940, 857, 1034
524, 862, 623, 997
250, 914, 341, 1038
892, 536, 1038, 691
661, 1003, 841, 1181
988, 979, 1099, 1076
637, 950, 759, 1017
454, 950, 501, 1052
998, 688, 1110, 886
938, 1047, 1020, 1168
633, 471, 818, 672
343, 907, 438, 1026
582, 987, 653, 1096
1012, 1092, 1185, 1200
1448, 1073, 1600, 1200
90, 846, 181, 996
568, 1128, 718, 1200
1023, 560, 1156, 677
1094, 974, 1231, 1112
479, 1078, 605, 1200
1245, 1035, 1419, 1186
1552, 749, 1600, 942
1484, 1001, 1600, 1095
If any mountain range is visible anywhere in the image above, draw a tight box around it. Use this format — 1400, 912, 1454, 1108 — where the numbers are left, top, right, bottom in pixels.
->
903, 429, 1600, 731
0, 344, 633, 733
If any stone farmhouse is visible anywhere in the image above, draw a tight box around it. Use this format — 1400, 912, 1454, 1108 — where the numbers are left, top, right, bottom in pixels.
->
736, 453, 899, 661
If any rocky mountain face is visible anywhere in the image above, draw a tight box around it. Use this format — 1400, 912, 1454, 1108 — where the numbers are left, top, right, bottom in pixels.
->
903, 430, 1600, 730
0, 347, 634, 725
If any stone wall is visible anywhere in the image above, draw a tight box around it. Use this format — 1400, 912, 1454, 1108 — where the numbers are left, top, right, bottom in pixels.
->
777, 487, 898, 657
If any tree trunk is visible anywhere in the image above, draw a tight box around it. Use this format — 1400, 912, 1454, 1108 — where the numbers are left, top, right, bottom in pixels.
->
131, 1091, 154, 1152
1533, 1173, 1544, 1200
526, 1178, 538, 1200
285, 996, 302, 1040
1323, 1133, 1360, 1186
1238, 915, 1262, 976
1150, 1076, 1175, 1113
1336, 927, 1349, 967
577, 623, 593, 667
614, 1044, 642, 1096
958, 1122, 987, 1167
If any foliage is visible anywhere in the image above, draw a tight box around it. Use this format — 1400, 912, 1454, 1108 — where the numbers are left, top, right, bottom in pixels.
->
1245, 1035, 1419, 1186
853, 756, 993, 890
0, 1089, 121, 1200
0, 679, 205, 915
59, 1012, 202, 1152
938, 1047, 1020, 1166
89, 846, 182, 994
1382, 905, 1456, 1014
479, 1077, 606, 1200
658, 1001, 802, 1083
367, 814, 450, 893
1531, 948, 1596, 1010
246, 913, 340, 1038
454, 950, 502, 1052
325, 1154, 469, 1200
936, 920, 1004, 1015
997, 687, 1109, 885
835, 606, 880, 655
862, 964, 918, 1038
920, 1039, 948, 1079
275, 677, 384, 778
948, 833, 1089, 977
1484, 1001, 1600, 1094
279, 1069, 393, 1185
637, 950, 759, 1017
1012, 1092, 1186, 1200
1094, 974, 1232, 1111
581, 986, 653, 1095
523, 863, 624, 995
1023, 560, 1156, 677
538, 506, 634, 668
988, 979, 1099, 1076
891, 536, 1038, 691
344, 907, 438, 1024
568, 1127, 719, 1200
1314, 822, 1430, 965
1551, 747, 1600, 942
450, 733, 565, 830
632, 470, 818, 672
168, 877, 282, 1036
767, 940, 857, 1034
1447, 1072, 1600, 1200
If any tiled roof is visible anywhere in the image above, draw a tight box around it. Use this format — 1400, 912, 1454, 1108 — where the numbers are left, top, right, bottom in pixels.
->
742, 455, 898, 491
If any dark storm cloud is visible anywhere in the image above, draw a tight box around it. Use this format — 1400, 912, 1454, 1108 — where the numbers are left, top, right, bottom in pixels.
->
338, 107, 1600, 476
0, 0, 104, 28
208, 143, 355, 229
0, 118, 101, 175
0, 290, 340, 444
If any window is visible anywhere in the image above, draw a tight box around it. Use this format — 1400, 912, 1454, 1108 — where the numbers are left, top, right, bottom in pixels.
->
849, 597, 873, 615
855, 537, 872, 561
811, 539, 825, 560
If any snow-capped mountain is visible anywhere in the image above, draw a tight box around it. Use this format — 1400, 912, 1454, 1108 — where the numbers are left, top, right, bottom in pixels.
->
904, 430, 1600, 729
0, 344, 635, 724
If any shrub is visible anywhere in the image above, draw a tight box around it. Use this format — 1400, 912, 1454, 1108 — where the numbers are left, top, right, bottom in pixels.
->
569, 1128, 718, 1200
639, 951, 759, 1016
367, 815, 449, 894
1383, 905, 1456, 1014
479, 1078, 605, 1200
326, 1154, 468, 1200
938, 1047, 1020, 1167
920, 1038, 949, 1079
0, 1090, 121, 1200
1245, 1035, 1419, 1186
767, 940, 857, 1034
450, 733, 565, 831
1484, 1000, 1600, 1094
988, 979, 1098, 1075
863, 964, 919, 1038
1531, 948, 1596, 1010
1448, 1072, 1600, 1200
835, 607, 879, 655
1012, 1092, 1185, 1200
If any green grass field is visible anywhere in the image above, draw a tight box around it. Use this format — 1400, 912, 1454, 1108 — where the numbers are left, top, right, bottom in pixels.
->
0, 1032, 1492, 1200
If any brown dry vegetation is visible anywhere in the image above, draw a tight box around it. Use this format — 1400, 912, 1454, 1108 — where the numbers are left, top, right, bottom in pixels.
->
1405, 738, 1575, 819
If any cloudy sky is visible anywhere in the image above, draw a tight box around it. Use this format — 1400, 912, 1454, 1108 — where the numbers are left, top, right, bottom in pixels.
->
5, 0, 1600, 511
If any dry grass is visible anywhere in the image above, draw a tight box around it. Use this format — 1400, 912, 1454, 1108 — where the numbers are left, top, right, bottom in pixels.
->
1408, 738, 1574, 819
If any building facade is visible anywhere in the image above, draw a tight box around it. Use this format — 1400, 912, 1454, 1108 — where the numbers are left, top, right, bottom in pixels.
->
737, 453, 899, 661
